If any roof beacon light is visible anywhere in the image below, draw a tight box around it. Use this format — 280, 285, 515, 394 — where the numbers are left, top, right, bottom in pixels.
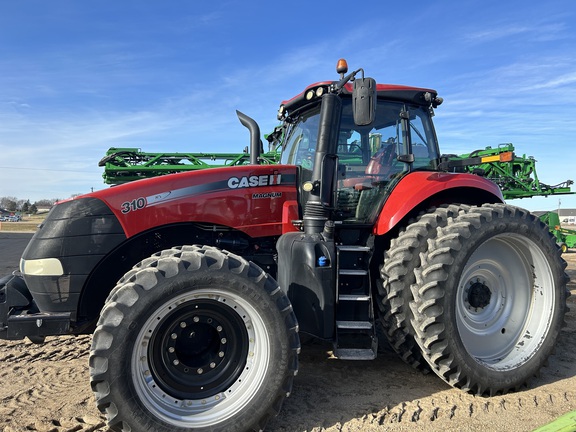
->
336, 59, 348, 79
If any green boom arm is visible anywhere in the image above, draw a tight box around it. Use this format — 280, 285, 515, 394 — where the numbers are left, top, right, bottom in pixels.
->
440, 143, 574, 200
99, 147, 280, 185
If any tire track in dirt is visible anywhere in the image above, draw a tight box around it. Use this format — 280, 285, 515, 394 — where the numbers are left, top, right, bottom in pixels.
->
363, 390, 576, 430
0, 336, 107, 432
270, 346, 576, 431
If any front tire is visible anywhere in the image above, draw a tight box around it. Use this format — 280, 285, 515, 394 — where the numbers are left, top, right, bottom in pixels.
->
411, 204, 569, 395
89, 245, 300, 431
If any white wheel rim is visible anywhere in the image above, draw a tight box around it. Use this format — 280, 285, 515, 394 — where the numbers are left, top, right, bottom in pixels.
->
456, 233, 555, 370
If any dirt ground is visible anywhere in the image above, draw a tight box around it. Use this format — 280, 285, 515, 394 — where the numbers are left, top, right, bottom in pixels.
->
1, 234, 575, 432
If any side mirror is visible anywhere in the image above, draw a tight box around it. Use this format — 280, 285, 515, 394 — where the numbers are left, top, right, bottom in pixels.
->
353, 77, 376, 126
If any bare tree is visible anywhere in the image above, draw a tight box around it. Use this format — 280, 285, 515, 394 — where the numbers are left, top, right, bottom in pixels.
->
34, 199, 56, 207
0, 196, 18, 211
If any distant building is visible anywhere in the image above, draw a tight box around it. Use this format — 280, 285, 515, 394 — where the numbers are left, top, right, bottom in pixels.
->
558, 208, 576, 225
35, 205, 53, 214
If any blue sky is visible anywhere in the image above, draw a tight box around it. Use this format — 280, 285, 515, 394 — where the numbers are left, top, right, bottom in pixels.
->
0, 0, 575, 212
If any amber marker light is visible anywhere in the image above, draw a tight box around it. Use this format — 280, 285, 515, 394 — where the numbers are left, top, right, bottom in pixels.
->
480, 152, 514, 163
499, 152, 514, 162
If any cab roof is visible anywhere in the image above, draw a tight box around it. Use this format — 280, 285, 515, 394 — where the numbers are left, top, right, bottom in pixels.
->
279, 81, 439, 120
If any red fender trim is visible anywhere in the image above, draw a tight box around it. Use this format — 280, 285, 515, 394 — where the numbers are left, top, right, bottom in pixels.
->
282, 200, 300, 233
374, 171, 504, 235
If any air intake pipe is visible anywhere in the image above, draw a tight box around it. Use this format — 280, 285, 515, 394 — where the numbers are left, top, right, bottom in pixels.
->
303, 93, 342, 234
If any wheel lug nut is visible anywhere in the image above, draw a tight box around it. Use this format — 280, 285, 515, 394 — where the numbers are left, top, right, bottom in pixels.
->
173, 359, 180, 366
217, 326, 223, 332
197, 368, 203, 374
171, 333, 177, 340
221, 338, 227, 344
218, 351, 224, 358
168, 347, 175, 353
193, 316, 200, 323
180, 322, 187, 328
210, 362, 216, 368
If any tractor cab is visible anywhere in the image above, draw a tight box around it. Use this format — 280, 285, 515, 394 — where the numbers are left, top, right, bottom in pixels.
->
279, 93, 441, 223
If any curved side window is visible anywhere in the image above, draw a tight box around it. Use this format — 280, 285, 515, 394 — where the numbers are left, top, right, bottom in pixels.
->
280, 106, 321, 169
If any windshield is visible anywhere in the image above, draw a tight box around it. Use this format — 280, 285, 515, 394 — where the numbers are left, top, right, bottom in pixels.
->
282, 99, 438, 171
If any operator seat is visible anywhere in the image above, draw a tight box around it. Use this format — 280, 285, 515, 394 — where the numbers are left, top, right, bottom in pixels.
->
365, 144, 396, 178
352, 144, 397, 220
340, 143, 397, 191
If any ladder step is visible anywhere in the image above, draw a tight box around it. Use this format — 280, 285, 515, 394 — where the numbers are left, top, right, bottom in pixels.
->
336, 320, 372, 330
339, 294, 370, 301
335, 242, 375, 361
334, 348, 377, 360
337, 245, 371, 252
339, 269, 368, 276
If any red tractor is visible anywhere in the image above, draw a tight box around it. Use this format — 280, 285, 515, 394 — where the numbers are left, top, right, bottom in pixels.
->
0, 60, 569, 431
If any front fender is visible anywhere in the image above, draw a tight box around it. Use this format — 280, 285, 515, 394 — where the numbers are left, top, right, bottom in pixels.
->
374, 171, 504, 235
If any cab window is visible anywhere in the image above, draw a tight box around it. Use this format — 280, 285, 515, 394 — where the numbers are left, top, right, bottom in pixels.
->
280, 106, 320, 169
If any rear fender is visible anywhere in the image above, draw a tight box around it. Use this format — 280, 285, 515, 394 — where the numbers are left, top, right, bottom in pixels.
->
374, 171, 503, 235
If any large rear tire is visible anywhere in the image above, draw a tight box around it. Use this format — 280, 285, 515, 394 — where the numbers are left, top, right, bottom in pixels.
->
89, 245, 300, 432
378, 205, 468, 371
411, 204, 569, 395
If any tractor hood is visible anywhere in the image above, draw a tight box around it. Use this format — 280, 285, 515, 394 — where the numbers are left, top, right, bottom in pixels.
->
79, 164, 298, 238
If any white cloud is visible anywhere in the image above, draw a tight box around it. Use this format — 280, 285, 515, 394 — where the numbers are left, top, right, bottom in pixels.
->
467, 26, 531, 42
526, 72, 576, 90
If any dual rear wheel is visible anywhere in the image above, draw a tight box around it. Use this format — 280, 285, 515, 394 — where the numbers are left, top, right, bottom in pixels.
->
379, 203, 569, 394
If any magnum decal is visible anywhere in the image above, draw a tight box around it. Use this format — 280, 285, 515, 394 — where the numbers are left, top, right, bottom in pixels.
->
252, 192, 282, 199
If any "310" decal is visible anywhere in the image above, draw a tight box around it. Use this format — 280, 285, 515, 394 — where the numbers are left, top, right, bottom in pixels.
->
121, 197, 146, 214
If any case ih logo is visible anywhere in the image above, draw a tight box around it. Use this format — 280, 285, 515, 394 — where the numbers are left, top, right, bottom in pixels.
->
227, 174, 282, 189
